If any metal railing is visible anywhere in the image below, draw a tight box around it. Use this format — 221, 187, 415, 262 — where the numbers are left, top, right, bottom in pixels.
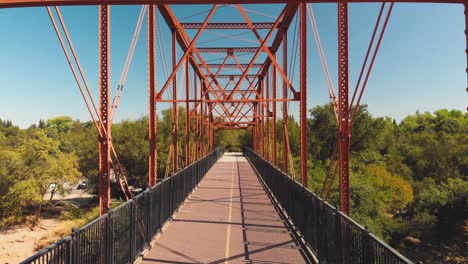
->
245, 148, 414, 264
21, 148, 224, 264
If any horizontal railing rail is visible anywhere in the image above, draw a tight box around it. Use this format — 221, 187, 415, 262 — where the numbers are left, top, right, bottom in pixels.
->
21, 148, 224, 264
245, 148, 414, 264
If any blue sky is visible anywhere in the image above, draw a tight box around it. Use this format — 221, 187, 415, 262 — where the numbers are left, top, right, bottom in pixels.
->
0, 3, 466, 128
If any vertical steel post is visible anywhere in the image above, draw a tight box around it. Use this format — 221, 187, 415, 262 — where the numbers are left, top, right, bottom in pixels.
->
99, 5, 110, 216
212, 126, 215, 151
282, 31, 288, 174
465, 1, 468, 105
194, 72, 198, 161
200, 81, 205, 156
185, 56, 190, 166
338, 1, 350, 215
148, 5, 157, 186
253, 103, 257, 151
259, 81, 264, 157
265, 73, 270, 161
172, 29, 178, 173
300, 3, 308, 188
272, 60, 278, 166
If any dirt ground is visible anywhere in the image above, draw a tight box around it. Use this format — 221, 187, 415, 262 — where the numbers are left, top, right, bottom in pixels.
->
0, 190, 93, 263
0, 219, 63, 264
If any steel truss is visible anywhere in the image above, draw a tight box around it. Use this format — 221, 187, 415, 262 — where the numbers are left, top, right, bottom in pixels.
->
3, 0, 466, 224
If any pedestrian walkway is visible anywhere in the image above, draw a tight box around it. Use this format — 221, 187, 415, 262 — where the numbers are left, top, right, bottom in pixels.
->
141, 153, 307, 264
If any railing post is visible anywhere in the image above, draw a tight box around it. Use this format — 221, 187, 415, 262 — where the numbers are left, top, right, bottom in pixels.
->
363, 226, 373, 264
130, 201, 136, 262
107, 211, 113, 264
70, 228, 76, 264
146, 189, 151, 245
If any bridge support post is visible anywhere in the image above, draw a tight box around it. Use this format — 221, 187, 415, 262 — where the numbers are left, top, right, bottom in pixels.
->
99, 5, 111, 216
300, 2, 308, 188
265, 74, 270, 161
148, 5, 157, 186
282, 31, 288, 174
194, 72, 199, 161
259, 83, 264, 158
338, 1, 350, 216
465, 1, 468, 105
272, 61, 277, 167
98, 6, 111, 264
200, 81, 204, 156
338, 2, 351, 264
185, 54, 190, 166
172, 28, 178, 174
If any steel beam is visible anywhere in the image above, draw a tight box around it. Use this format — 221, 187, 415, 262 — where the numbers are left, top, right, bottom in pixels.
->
465, 0, 468, 106
272, 61, 278, 166
265, 73, 270, 161
148, 5, 157, 186
282, 31, 288, 174
338, 2, 350, 215
172, 29, 178, 174
181, 22, 276, 29
1, 1, 463, 9
194, 70, 199, 161
300, 2, 308, 187
185, 56, 190, 166
196, 47, 265, 53
99, 5, 110, 216
212, 74, 258, 79
201, 64, 263, 68
257, 5, 298, 80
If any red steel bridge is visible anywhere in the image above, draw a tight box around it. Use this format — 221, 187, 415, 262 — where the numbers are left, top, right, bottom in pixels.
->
5, 1, 465, 263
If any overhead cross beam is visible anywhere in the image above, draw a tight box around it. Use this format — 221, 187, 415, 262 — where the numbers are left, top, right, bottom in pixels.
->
0, 0, 464, 8
196, 47, 266, 53
181, 22, 276, 29
202, 64, 263, 68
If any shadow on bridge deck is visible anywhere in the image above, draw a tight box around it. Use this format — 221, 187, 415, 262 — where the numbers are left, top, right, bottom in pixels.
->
141, 153, 308, 264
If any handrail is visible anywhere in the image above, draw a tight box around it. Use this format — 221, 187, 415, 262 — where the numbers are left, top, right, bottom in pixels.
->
244, 147, 414, 264
21, 148, 225, 264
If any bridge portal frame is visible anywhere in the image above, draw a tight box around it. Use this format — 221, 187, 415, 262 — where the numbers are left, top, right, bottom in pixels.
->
2, 0, 466, 220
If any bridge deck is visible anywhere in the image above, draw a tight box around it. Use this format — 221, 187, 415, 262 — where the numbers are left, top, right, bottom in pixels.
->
141, 153, 307, 264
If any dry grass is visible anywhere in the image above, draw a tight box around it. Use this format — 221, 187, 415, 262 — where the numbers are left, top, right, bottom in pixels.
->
34, 206, 100, 251
34, 219, 85, 250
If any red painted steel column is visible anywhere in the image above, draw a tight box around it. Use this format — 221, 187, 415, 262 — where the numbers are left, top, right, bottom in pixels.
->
265, 74, 270, 161
212, 127, 215, 151
200, 81, 205, 156
172, 29, 178, 173
194, 72, 198, 161
253, 103, 257, 151
185, 56, 190, 166
300, 3, 308, 188
282, 31, 288, 174
272, 62, 278, 166
465, 1, 468, 107
338, 1, 350, 215
99, 5, 110, 216
148, 5, 157, 186
260, 81, 265, 158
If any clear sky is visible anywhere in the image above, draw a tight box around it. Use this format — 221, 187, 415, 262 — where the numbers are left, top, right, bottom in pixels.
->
0, 3, 466, 128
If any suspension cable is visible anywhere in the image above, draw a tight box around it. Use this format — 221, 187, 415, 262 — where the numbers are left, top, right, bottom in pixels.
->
47, 7, 133, 200
349, 3, 386, 114
350, 3, 394, 127
110, 5, 147, 122
307, 4, 338, 120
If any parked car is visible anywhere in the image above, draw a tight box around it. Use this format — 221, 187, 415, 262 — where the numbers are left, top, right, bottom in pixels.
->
77, 181, 88, 190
